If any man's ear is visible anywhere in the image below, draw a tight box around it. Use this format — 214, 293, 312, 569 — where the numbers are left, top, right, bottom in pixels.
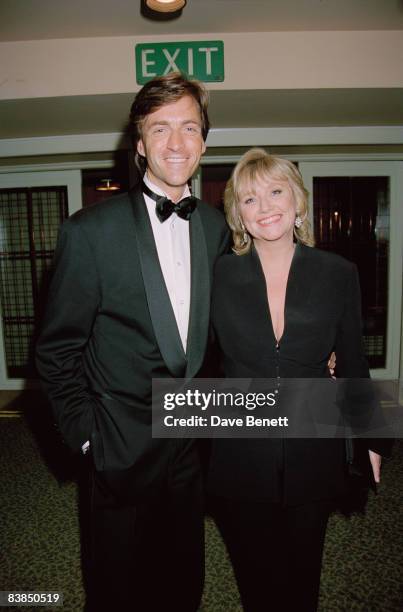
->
137, 140, 145, 157
201, 140, 207, 155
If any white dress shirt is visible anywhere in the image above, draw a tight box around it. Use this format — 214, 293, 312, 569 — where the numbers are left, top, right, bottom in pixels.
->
143, 173, 191, 352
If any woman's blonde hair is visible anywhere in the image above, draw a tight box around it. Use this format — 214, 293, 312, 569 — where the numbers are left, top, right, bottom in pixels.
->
224, 148, 314, 255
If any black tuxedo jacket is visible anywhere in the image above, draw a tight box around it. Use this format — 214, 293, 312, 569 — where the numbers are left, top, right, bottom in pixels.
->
208, 243, 389, 506
36, 187, 229, 495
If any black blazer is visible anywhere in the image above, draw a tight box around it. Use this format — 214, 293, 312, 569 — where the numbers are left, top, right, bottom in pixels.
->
208, 243, 387, 506
36, 187, 229, 495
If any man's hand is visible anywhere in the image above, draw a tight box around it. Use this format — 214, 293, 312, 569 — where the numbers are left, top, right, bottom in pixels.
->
369, 450, 382, 483
328, 351, 336, 378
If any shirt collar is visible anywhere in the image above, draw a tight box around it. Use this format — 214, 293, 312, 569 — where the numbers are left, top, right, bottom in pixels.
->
143, 172, 191, 201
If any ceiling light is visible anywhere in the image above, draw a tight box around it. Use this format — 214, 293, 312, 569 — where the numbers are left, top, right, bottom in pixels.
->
146, 0, 186, 13
95, 179, 121, 192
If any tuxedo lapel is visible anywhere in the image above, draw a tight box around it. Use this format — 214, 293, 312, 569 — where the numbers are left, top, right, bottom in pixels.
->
129, 188, 186, 377
186, 208, 210, 378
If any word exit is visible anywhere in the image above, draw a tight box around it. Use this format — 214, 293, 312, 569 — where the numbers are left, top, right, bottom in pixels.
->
135, 41, 224, 84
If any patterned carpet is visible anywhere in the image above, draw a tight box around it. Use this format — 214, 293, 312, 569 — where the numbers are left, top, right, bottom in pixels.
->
0, 404, 401, 612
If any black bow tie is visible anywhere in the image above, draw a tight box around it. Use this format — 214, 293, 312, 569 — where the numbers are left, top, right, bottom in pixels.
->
142, 181, 197, 223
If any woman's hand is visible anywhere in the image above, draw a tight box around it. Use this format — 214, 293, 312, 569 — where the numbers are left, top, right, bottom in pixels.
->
369, 450, 382, 483
328, 352, 336, 378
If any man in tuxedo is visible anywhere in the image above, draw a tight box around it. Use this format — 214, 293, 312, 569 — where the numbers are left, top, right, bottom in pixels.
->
36, 72, 229, 611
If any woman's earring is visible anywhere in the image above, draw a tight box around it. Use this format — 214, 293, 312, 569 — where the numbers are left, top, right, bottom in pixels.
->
240, 220, 249, 245
294, 215, 303, 229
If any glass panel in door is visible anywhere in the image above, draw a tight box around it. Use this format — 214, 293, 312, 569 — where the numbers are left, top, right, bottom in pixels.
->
313, 176, 389, 369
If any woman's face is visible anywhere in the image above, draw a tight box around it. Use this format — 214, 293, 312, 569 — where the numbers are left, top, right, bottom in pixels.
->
239, 175, 297, 246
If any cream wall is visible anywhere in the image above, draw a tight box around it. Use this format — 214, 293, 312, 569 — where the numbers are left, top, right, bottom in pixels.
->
1, 30, 403, 101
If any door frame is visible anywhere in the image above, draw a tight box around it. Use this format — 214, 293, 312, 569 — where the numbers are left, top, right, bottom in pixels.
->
299, 161, 403, 381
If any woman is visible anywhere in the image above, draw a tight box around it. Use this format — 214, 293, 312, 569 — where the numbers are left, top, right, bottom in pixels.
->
208, 149, 387, 612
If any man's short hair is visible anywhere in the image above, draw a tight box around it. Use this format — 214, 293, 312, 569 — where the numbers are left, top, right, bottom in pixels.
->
130, 72, 210, 174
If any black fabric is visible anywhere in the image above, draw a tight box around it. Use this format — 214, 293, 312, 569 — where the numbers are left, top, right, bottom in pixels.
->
142, 180, 197, 222
211, 496, 332, 612
88, 440, 205, 612
208, 243, 391, 506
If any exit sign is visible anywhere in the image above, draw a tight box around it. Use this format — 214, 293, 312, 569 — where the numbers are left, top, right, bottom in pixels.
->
135, 41, 224, 84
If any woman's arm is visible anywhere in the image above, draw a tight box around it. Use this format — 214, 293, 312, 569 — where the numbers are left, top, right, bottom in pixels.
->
334, 263, 391, 482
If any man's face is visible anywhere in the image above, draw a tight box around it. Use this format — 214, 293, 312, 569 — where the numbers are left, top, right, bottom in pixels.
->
137, 95, 206, 201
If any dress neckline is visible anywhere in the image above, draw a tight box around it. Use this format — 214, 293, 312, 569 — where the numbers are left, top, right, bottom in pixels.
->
251, 241, 300, 346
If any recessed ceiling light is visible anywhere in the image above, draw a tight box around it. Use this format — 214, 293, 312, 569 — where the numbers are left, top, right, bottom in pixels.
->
146, 0, 186, 13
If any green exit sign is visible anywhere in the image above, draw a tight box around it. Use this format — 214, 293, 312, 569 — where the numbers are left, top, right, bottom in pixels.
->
135, 41, 224, 84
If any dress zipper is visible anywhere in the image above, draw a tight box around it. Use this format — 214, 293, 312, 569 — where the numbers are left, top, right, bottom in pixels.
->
275, 341, 280, 394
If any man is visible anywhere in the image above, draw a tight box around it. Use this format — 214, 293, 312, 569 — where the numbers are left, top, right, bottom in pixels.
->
36, 72, 229, 611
